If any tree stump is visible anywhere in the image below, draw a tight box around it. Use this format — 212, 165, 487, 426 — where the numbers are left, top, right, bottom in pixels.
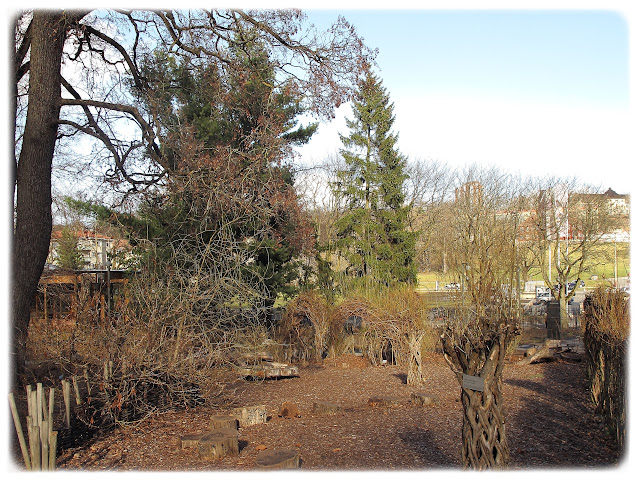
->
179, 434, 202, 450
411, 392, 438, 406
209, 414, 238, 430
233, 405, 267, 427
367, 396, 405, 407
312, 401, 341, 415
197, 428, 239, 460
255, 448, 301, 470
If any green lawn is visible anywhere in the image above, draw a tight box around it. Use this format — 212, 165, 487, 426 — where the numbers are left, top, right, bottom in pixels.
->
416, 241, 630, 291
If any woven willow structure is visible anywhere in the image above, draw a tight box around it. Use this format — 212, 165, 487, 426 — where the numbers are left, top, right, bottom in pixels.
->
441, 313, 518, 469
582, 288, 629, 450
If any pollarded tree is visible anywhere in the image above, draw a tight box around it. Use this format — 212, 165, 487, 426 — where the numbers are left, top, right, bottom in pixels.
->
441, 165, 523, 469
333, 67, 416, 291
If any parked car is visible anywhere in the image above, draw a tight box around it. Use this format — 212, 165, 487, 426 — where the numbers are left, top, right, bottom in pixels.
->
567, 280, 585, 290
536, 291, 553, 301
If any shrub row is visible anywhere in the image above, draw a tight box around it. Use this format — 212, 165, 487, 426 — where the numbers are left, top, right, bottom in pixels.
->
582, 287, 629, 449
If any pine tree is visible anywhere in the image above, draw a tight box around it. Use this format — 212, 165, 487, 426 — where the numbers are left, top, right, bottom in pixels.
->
334, 68, 416, 290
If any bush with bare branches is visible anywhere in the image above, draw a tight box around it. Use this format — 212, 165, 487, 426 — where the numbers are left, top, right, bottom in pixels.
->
583, 287, 629, 449
277, 290, 333, 363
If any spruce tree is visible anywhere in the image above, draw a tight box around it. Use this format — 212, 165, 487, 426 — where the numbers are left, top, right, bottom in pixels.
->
334, 68, 416, 290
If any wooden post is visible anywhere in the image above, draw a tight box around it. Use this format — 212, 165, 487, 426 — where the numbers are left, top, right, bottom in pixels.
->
9, 393, 32, 470
48, 431, 58, 470
84, 368, 92, 396
47, 388, 55, 430
36, 383, 44, 427
40, 419, 49, 470
62, 380, 71, 429
28, 420, 41, 470
72, 376, 81, 406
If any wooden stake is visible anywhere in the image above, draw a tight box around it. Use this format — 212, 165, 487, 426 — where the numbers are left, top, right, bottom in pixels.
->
28, 421, 41, 470
25, 385, 33, 419
8, 393, 32, 470
84, 368, 91, 396
36, 383, 44, 427
72, 376, 81, 405
62, 380, 71, 429
40, 419, 49, 470
48, 431, 58, 471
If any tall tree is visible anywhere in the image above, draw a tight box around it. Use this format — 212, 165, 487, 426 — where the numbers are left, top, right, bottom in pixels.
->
334, 68, 415, 290
12, 9, 374, 376
137, 40, 318, 310
523, 179, 615, 327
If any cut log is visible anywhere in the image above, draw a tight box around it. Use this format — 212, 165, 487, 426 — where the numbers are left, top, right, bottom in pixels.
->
517, 339, 555, 366
256, 448, 301, 470
367, 396, 405, 407
179, 434, 202, 450
232, 405, 267, 427
237, 362, 299, 379
312, 401, 341, 415
410, 392, 438, 407
197, 428, 239, 460
209, 414, 238, 430
278, 402, 300, 418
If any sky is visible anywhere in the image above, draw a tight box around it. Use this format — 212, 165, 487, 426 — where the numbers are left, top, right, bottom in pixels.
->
292, 4, 636, 195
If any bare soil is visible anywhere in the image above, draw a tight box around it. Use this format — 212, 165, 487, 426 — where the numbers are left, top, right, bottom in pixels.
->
40, 353, 623, 471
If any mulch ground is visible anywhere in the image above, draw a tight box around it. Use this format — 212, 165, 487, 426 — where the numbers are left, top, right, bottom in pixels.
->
15, 352, 624, 471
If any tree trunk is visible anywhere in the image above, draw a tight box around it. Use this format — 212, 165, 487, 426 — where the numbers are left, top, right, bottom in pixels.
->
442, 323, 517, 470
12, 11, 67, 379
459, 375, 509, 469
406, 332, 424, 386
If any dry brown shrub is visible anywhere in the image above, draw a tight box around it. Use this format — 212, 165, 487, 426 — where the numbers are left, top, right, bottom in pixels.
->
328, 289, 435, 376
582, 286, 629, 449
277, 290, 333, 363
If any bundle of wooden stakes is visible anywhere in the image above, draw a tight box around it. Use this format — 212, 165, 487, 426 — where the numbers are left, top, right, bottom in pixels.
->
9, 383, 58, 470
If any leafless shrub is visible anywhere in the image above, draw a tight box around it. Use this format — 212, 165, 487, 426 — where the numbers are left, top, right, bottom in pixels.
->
583, 287, 629, 449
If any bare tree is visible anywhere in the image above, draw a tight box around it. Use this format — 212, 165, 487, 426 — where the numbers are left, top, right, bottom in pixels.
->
404, 158, 454, 272
12, 9, 374, 377
440, 165, 522, 469
523, 177, 615, 327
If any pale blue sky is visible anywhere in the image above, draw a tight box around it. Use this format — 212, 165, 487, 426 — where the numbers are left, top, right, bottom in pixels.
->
296, 8, 634, 194
308, 10, 628, 107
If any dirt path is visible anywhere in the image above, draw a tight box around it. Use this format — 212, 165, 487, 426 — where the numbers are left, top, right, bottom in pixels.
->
52, 353, 621, 471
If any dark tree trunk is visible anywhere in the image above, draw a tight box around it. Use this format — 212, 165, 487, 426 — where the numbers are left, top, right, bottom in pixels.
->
12, 11, 66, 379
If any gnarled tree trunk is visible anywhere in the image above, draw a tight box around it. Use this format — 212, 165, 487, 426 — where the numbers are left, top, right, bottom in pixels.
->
441, 320, 518, 469
406, 331, 424, 386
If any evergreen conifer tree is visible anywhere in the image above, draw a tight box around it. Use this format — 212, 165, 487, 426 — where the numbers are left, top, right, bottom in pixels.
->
334, 68, 416, 290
